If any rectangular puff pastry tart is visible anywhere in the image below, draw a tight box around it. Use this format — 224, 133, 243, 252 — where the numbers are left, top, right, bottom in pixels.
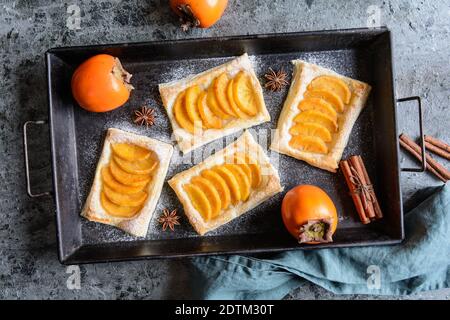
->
159, 53, 270, 154
271, 60, 371, 172
81, 128, 173, 237
168, 130, 283, 235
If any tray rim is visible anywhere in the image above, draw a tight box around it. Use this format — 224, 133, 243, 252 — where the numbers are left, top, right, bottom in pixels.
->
46, 27, 404, 264
65, 239, 402, 265
46, 26, 389, 54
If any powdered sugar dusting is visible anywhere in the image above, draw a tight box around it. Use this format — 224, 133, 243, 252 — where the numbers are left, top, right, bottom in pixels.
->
77, 48, 375, 245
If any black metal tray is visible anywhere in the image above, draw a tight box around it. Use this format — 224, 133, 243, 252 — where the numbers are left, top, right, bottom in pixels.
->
26, 28, 421, 264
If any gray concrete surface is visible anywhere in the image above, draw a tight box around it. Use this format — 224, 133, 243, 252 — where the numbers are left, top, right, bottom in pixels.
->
1, 0, 449, 299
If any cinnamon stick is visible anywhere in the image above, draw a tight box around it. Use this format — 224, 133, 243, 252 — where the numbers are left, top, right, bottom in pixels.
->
340, 160, 370, 224
425, 135, 450, 153
399, 134, 450, 181
399, 139, 447, 182
424, 135, 450, 160
356, 155, 383, 219
349, 156, 376, 220
425, 142, 450, 161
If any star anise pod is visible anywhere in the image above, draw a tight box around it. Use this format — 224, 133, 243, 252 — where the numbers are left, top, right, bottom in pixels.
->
133, 106, 155, 128
264, 68, 289, 92
158, 208, 180, 231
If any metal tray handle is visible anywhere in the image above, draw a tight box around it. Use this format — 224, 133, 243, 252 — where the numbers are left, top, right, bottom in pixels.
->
397, 96, 426, 172
23, 120, 52, 198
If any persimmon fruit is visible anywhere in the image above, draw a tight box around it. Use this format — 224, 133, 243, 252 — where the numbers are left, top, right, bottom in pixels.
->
71, 54, 133, 112
170, 0, 228, 30
281, 185, 338, 244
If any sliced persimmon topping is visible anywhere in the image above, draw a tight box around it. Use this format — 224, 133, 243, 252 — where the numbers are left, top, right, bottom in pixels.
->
185, 85, 204, 128
298, 97, 338, 122
113, 152, 158, 175
109, 159, 151, 186
233, 71, 259, 116
173, 91, 195, 134
191, 176, 221, 219
308, 75, 351, 104
207, 85, 230, 120
227, 78, 249, 119
238, 153, 262, 188
101, 166, 147, 194
289, 122, 332, 142
293, 110, 338, 133
184, 183, 212, 221
289, 135, 328, 154
103, 185, 148, 207
212, 166, 241, 205
197, 90, 223, 129
100, 192, 141, 218
111, 143, 151, 162
213, 73, 236, 116
201, 169, 231, 210
102, 141, 155, 217
223, 164, 251, 202
227, 153, 252, 187
303, 89, 344, 113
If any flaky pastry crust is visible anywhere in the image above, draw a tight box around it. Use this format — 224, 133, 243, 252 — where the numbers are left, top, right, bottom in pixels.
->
168, 131, 283, 235
159, 53, 270, 154
270, 60, 371, 172
81, 128, 173, 237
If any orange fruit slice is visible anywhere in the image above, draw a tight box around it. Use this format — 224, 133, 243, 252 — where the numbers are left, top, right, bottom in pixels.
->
304, 89, 344, 113
191, 176, 221, 218
101, 166, 147, 194
223, 164, 251, 202
111, 143, 151, 162
289, 122, 332, 142
112, 153, 158, 175
201, 169, 231, 210
227, 153, 253, 187
100, 192, 141, 218
103, 185, 148, 207
213, 73, 236, 116
173, 91, 196, 134
293, 110, 338, 133
298, 97, 338, 122
207, 85, 230, 120
235, 153, 262, 188
233, 71, 258, 116
213, 166, 241, 205
289, 135, 328, 154
197, 90, 223, 129
109, 159, 151, 186
227, 78, 249, 119
184, 183, 212, 221
308, 75, 351, 104
185, 85, 204, 128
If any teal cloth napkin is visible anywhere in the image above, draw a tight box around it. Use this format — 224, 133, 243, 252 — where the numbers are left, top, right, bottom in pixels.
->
190, 183, 450, 299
